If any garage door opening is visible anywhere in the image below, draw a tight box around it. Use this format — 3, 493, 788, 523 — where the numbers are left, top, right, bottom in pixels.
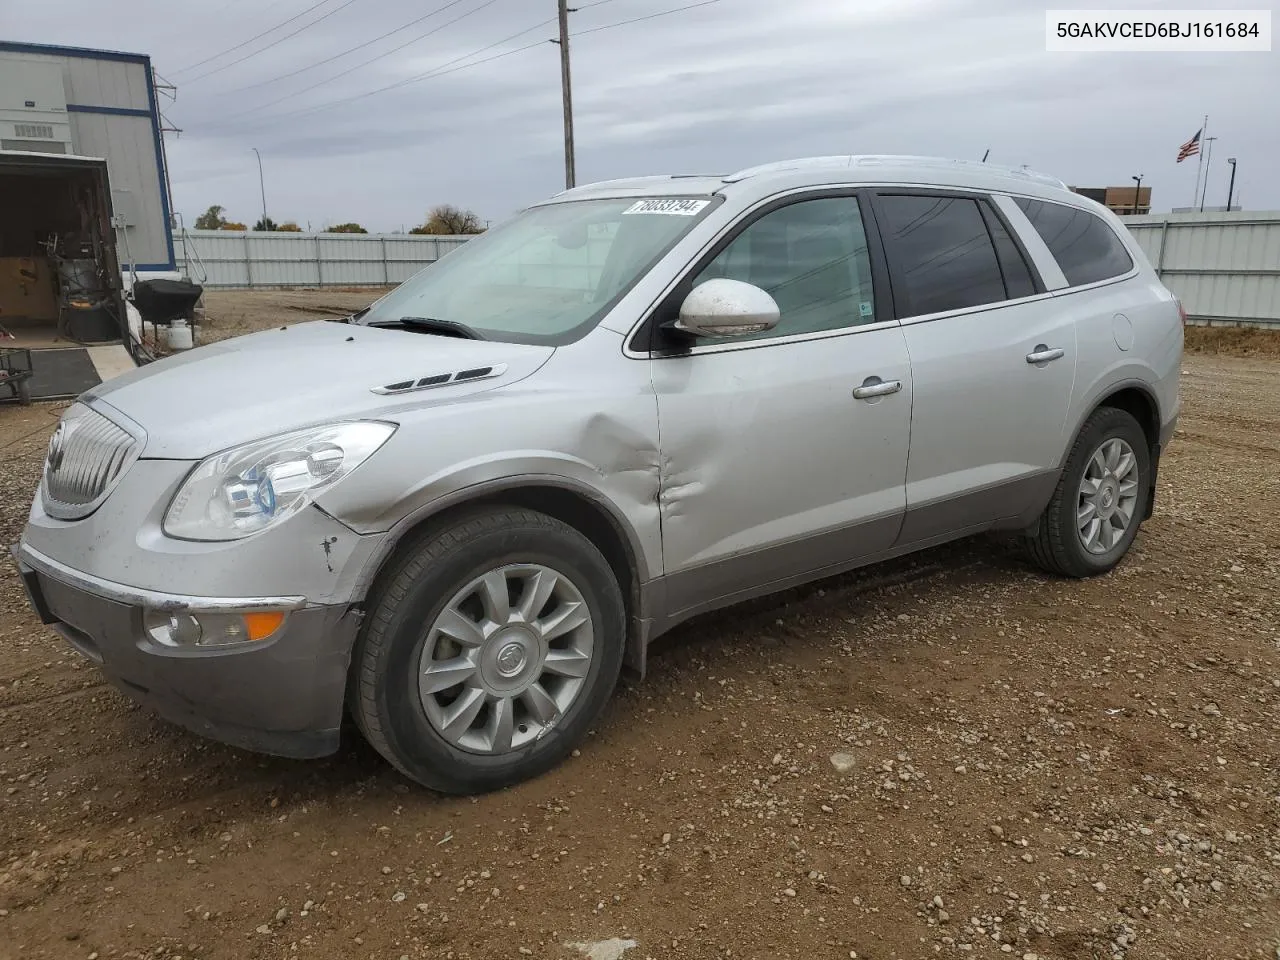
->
0, 151, 136, 402
0, 152, 126, 349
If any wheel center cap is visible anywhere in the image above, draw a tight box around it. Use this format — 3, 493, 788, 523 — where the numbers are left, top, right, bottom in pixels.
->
1100, 485, 1115, 508
495, 641, 527, 677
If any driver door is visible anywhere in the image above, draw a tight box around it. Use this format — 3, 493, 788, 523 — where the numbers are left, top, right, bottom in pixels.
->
650, 194, 913, 620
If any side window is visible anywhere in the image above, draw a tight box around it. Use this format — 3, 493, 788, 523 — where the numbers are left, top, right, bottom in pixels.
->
876, 195, 1007, 317
980, 203, 1037, 299
692, 197, 876, 340
1013, 197, 1134, 286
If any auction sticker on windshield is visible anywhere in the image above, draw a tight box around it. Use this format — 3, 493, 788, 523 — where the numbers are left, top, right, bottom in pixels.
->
622, 199, 711, 216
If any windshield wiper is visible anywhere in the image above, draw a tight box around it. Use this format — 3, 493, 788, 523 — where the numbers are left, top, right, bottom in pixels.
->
368, 316, 485, 340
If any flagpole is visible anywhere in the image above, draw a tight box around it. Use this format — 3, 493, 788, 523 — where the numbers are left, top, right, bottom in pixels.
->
1198, 137, 1217, 212
1192, 114, 1208, 208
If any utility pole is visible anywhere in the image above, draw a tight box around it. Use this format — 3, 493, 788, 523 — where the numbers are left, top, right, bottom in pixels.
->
1225, 157, 1238, 211
251, 147, 269, 228
553, 0, 576, 189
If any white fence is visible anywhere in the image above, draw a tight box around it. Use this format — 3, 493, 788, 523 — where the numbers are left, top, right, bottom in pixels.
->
177, 215, 1280, 330
1122, 210, 1280, 328
176, 230, 472, 289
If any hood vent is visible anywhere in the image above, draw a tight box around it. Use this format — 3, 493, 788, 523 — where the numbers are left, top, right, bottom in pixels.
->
372, 363, 507, 396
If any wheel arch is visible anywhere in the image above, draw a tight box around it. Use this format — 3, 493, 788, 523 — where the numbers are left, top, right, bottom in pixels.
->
349, 476, 651, 675
1065, 379, 1163, 522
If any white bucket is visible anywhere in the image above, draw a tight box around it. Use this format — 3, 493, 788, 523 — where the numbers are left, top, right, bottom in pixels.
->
165, 320, 194, 351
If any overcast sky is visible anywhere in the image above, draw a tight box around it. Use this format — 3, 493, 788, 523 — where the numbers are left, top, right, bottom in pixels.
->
6, 0, 1278, 230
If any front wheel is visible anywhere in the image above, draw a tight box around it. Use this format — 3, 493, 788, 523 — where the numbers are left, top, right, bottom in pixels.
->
350, 507, 625, 794
1025, 407, 1151, 578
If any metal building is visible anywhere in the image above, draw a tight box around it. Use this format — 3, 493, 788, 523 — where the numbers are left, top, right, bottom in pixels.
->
0, 41, 176, 277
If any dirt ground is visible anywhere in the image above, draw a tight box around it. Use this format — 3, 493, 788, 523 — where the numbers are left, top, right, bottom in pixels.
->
1, 295, 1278, 960
190, 288, 395, 345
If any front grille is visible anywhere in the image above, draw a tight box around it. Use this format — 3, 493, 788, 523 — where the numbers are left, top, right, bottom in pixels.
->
42, 404, 140, 520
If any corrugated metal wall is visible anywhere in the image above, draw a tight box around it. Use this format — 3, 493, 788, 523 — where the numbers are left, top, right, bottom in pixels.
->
177, 230, 472, 288
0, 46, 173, 272
1122, 211, 1280, 328
179, 214, 1280, 331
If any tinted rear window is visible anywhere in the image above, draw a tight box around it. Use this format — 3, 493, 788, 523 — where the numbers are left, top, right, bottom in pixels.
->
877, 195, 1007, 316
1014, 197, 1133, 286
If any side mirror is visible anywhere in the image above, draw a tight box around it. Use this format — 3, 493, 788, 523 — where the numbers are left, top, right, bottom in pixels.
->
673, 278, 780, 338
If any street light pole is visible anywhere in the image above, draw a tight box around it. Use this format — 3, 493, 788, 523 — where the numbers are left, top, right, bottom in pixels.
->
554, 0, 576, 190
1131, 174, 1143, 215
251, 147, 268, 229
1225, 158, 1238, 211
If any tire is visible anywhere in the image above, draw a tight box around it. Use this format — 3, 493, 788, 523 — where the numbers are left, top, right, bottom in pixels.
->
350, 507, 625, 794
1025, 407, 1151, 578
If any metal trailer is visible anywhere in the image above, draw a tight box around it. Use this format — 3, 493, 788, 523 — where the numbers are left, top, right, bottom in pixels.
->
0, 41, 177, 282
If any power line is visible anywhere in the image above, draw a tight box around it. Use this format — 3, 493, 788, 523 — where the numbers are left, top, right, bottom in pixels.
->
171, 0, 346, 77
181, 0, 364, 84
229, 0, 477, 93
226, 0, 508, 116
573, 0, 723, 37
217, 0, 725, 128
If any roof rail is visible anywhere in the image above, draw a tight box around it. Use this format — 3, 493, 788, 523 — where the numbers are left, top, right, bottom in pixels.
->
722, 157, 852, 183
723, 155, 1069, 191
850, 155, 1069, 190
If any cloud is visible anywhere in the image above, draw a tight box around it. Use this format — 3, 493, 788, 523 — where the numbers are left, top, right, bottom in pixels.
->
8, 0, 1277, 228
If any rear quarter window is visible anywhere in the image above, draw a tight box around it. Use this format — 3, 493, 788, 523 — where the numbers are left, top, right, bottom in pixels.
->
1013, 197, 1133, 286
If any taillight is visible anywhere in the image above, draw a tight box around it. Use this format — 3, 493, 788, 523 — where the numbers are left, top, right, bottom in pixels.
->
1176, 300, 1188, 326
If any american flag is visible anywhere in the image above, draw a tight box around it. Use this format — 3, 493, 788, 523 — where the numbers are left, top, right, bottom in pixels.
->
1177, 129, 1202, 163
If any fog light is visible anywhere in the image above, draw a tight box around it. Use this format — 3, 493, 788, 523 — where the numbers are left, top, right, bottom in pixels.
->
145, 611, 202, 647
142, 609, 288, 647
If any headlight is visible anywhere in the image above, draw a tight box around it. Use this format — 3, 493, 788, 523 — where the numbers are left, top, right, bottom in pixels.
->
164, 421, 396, 541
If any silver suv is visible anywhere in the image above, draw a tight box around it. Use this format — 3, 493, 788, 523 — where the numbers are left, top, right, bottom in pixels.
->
16, 156, 1183, 794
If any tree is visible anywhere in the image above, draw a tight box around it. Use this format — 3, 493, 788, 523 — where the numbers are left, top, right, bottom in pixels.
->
194, 205, 227, 230
326, 222, 368, 233
253, 216, 279, 232
221, 221, 248, 231
411, 204, 485, 235
277, 222, 304, 232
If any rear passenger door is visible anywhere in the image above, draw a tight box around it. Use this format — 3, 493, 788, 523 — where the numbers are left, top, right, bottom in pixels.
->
870, 191, 1077, 543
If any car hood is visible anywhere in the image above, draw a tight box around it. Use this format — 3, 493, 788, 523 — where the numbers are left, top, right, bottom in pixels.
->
87, 320, 555, 459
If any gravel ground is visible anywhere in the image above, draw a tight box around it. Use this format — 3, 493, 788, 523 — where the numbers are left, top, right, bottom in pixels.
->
189, 288, 393, 346
1, 296, 1278, 960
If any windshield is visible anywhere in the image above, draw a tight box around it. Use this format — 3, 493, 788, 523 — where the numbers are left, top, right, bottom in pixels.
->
357, 196, 719, 344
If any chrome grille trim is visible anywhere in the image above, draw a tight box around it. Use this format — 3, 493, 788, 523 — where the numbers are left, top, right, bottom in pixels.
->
42, 403, 141, 520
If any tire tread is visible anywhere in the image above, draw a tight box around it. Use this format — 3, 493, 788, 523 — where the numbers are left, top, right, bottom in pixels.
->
1025, 406, 1147, 579
349, 507, 620, 792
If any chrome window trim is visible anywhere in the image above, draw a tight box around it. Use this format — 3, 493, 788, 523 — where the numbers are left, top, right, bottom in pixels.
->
892, 270, 1142, 328
649, 316, 903, 358
18, 542, 309, 613
894, 288, 1060, 327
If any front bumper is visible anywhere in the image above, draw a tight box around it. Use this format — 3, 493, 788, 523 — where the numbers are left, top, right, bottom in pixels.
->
15, 543, 359, 759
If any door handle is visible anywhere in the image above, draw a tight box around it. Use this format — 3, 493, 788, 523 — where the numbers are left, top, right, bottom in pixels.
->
1026, 345, 1065, 364
852, 377, 903, 400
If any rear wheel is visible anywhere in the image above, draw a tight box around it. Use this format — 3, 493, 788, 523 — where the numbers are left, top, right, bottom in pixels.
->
1026, 407, 1151, 578
350, 507, 625, 794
